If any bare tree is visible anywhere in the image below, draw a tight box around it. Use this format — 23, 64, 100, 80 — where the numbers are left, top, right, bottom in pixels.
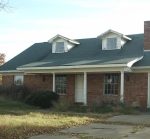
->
0, 53, 5, 66
0, 0, 12, 12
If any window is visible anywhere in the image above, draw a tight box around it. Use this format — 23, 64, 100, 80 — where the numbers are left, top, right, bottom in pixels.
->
104, 73, 118, 95
14, 75, 24, 85
107, 38, 117, 49
55, 42, 64, 53
55, 75, 66, 94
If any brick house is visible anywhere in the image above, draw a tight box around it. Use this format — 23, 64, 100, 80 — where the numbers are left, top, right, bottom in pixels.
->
0, 21, 150, 107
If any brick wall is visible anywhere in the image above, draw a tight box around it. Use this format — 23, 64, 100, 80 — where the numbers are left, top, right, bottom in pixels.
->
2, 74, 75, 104
144, 21, 150, 50
124, 73, 148, 107
59, 74, 75, 105
87, 73, 121, 105
87, 74, 104, 104
2, 73, 148, 107
2, 75, 14, 85
24, 75, 53, 91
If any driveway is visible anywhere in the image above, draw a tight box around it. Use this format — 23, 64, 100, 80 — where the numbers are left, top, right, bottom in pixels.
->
28, 114, 150, 139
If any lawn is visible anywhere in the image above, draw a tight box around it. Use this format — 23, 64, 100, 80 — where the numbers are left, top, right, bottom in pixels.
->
0, 98, 115, 139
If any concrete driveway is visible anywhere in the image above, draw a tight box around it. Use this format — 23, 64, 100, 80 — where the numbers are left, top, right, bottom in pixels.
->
28, 114, 150, 139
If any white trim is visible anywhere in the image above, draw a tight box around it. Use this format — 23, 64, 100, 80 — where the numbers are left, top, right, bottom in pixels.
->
68, 40, 80, 45
148, 73, 150, 108
97, 29, 122, 38
53, 73, 55, 92
83, 72, 87, 105
144, 50, 150, 52
120, 71, 124, 102
132, 66, 150, 69
97, 29, 132, 40
48, 34, 80, 45
17, 64, 127, 71
124, 67, 132, 72
127, 56, 143, 67
122, 35, 132, 40
0, 70, 23, 73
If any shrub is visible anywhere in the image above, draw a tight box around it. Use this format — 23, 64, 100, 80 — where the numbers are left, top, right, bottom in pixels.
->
0, 84, 30, 101
25, 90, 59, 109
91, 95, 123, 107
53, 100, 71, 112
53, 99, 138, 114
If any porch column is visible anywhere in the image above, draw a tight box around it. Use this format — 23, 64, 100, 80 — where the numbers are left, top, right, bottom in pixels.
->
83, 72, 87, 105
53, 73, 55, 92
120, 71, 124, 102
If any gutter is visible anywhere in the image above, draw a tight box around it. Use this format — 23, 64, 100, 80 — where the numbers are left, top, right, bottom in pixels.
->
127, 56, 143, 67
17, 64, 127, 71
0, 70, 23, 73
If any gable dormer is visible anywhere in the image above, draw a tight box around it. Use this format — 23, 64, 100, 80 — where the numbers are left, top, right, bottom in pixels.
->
97, 29, 132, 50
48, 34, 80, 53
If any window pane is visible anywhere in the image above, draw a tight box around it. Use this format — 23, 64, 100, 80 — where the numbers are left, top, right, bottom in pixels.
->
14, 75, 24, 85
55, 75, 66, 94
55, 42, 64, 53
104, 73, 118, 95
107, 38, 117, 49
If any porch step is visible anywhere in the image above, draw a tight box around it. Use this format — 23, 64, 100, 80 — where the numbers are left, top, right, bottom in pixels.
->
74, 102, 84, 106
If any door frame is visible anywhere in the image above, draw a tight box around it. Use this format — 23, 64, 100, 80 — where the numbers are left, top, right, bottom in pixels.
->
75, 74, 84, 103
148, 73, 150, 108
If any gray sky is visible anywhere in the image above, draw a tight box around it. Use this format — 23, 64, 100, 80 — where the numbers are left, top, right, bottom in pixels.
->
1, 0, 150, 61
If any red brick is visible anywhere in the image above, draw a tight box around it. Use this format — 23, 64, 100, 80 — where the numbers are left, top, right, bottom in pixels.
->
2, 73, 148, 107
144, 21, 150, 50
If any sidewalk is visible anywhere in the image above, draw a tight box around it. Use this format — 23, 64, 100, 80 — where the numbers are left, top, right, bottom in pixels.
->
108, 114, 150, 124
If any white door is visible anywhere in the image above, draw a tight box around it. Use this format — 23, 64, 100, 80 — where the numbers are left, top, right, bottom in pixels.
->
75, 75, 84, 102
148, 74, 150, 108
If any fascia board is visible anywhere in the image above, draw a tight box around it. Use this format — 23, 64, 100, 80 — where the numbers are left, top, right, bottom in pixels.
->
0, 70, 23, 73
48, 34, 80, 45
97, 29, 122, 38
17, 64, 127, 71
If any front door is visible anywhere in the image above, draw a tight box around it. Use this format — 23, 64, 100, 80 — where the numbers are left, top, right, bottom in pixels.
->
148, 74, 150, 108
75, 75, 84, 102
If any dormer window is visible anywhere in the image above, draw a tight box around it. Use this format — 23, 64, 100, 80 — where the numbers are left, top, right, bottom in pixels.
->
97, 29, 132, 50
107, 38, 117, 49
55, 42, 64, 53
49, 34, 80, 54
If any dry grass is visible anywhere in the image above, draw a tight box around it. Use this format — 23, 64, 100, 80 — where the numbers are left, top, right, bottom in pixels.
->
0, 97, 114, 139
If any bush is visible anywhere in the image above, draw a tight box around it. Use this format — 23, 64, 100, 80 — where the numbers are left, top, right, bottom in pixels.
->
0, 84, 30, 101
53, 96, 138, 114
25, 90, 59, 109
53, 100, 71, 112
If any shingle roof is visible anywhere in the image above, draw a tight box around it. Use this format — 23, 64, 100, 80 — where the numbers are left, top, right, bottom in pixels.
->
0, 42, 51, 70
0, 34, 146, 71
133, 52, 150, 67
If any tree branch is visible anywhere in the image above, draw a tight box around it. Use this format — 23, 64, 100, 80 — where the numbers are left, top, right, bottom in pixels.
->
0, 0, 13, 12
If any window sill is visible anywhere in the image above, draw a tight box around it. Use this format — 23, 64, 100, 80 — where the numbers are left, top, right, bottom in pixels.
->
57, 93, 66, 96
103, 94, 118, 96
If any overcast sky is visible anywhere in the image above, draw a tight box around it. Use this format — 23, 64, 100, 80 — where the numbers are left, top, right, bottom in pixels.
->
1, 0, 150, 61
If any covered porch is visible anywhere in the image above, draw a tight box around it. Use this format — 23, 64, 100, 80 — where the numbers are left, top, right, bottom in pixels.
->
24, 66, 129, 106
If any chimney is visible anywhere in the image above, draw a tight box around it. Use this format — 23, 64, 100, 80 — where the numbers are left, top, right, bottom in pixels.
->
144, 21, 150, 50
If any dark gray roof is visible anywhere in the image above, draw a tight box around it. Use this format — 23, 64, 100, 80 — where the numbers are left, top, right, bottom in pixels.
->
0, 43, 51, 70
133, 52, 150, 67
0, 34, 146, 71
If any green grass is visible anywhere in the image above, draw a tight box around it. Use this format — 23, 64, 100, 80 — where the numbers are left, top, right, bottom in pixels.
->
0, 97, 37, 115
